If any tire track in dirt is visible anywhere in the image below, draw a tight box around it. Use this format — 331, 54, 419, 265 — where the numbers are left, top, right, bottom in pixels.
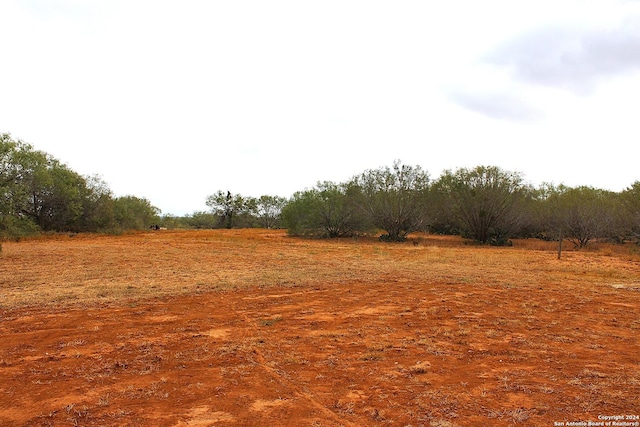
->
2, 273, 639, 425
231, 288, 360, 427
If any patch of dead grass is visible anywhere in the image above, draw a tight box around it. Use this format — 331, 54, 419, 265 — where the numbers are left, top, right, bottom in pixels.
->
1, 229, 639, 425
2, 230, 639, 309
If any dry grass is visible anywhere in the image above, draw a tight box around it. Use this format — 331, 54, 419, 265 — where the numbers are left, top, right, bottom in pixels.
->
2, 229, 639, 309
1, 229, 639, 426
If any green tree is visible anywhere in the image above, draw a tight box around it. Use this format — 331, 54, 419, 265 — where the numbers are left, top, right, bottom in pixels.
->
77, 174, 116, 232
282, 181, 366, 238
205, 191, 250, 228
620, 181, 640, 244
541, 185, 619, 249
113, 196, 160, 230
253, 195, 287, 229
433, 166, 528, 245
0, 134, 23, 237
0, 135, 89, 232
186, 211, 219, 229
353, 160, 430, 241
1, 133, 168, 235
2, 134, 94, 236
34, 161, 87, 231
0, 134, 46, 236
0, 137, 39, 241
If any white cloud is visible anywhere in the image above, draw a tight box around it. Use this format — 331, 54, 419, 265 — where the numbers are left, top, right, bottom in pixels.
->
484, 19, 640, 94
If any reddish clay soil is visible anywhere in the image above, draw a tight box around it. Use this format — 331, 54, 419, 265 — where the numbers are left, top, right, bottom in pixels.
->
0, 230, 639, 426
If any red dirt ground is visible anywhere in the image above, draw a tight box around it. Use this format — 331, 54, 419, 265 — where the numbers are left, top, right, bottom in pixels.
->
0, 230, 639, 426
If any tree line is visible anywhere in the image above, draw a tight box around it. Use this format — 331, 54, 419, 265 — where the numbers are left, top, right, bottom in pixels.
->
2, 133, 639, 250
0, 133, 160, 239
200, 160, 640, 249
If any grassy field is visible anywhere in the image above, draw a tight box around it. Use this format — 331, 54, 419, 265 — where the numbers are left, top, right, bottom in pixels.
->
1, 229, 639, 426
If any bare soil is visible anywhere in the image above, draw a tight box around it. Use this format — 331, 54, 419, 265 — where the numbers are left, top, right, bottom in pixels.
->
0, 229, 639, 426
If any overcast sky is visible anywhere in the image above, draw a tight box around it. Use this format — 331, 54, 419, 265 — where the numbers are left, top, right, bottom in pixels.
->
2, 0, 639, 215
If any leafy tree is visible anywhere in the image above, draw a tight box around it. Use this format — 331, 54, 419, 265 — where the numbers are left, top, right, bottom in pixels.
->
33, 161, 87, 231
0, 134, 40, 237
352, 160, 430, 241
1, 132, 166, 234
186, 211, 219, 229
1, 134, 42, 236
157, 214, 181, 229
77, 174, 116, 232
113, 196, 160, 230
241, 196, 259, 228
433, 166, 528, 245
252, 195, 287, 229
620, 181, 640, 244
205, 190, 251, 228
0, 134, 22, 237
541, 185, 620, 249
1, 134, 92, 232
12, 145, 53, 227
281, 190, 315, 236
282, 181, 366, 238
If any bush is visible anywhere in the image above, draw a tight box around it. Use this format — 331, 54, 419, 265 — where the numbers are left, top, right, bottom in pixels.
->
0, 216, 41, 240
379, 233, 407, 242
282, 182, 367, 238
488, 229, 513, 246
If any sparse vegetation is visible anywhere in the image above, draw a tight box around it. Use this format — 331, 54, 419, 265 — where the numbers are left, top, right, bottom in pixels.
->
0, 229, 638, 426
4, 133, 639, 247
